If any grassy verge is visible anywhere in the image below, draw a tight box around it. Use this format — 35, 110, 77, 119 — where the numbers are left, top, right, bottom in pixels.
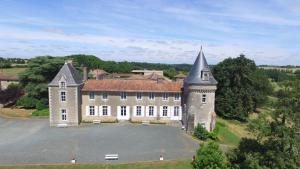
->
0, 108, 35, 118
0, 67, 27, 77
0, 160, 191, 169
31, 108, 49, 116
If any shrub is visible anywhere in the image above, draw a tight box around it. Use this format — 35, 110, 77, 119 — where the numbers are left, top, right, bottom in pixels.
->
16, 96, 39, 109
32, 108, 49, 116
194, 124, 209, 140
35, 101, 47, 110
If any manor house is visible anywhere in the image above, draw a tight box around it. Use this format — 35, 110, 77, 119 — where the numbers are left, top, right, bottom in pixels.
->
48, 48, 217, 131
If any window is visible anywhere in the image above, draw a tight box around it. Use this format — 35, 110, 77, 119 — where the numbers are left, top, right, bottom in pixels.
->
89, 92, 95, 100
89, 106, 95, 116
149, 106, 154, 116
121, 106, 126, 116
121, 92, 127, 100
60, 91, 66, 102
174, 106, 179, 116
136, 92, 142, 100
174, 93, 181, 101
60, 82, 66, 89
61, 109, 67, 121
202, 72, 209, 81
102, 106, 108, 116
162, 93, 168, 101
102, 92, 108, 100
162, 106, 168, 116
136, 106, 141, 116
149, 92, 155, 100
202, 94, 207, 103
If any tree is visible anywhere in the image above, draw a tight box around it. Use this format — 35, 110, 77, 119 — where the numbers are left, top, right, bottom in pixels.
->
213, 55, 272, 121
228, 80, 300, 169
193, 142, 228, 169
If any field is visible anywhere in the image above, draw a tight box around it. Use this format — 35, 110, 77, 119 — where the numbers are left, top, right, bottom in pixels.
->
0, 108, 34, 118
0, 67, 27, 77
0, 160, 191, 169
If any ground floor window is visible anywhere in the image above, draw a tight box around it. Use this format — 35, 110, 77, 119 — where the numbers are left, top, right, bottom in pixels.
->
89, 106, 95, 116
121, 106, 126, 116
102, 106, 108, 116
163, 106, 168, 116
136, 106, 141, 116
149, 106, 154, 116
174, 106, 179, 116
61, 109, 67, 121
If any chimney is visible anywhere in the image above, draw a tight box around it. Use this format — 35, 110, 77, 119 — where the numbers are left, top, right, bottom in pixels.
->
83, 67, 88, 81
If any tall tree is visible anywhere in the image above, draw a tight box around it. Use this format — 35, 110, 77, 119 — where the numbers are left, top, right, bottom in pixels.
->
213, 55, 272, 121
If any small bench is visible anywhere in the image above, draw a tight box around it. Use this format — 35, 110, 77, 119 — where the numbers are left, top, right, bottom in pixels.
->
56, 123, 68, 128
93, 120, 101, 124
105, 154, 119, 160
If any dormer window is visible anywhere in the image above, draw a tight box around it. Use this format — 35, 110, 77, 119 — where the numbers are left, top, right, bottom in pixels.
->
60, 81, 66, 89
202, 71, 209, 81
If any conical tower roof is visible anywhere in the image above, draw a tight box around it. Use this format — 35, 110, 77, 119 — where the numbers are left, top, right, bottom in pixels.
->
49, 62, 83, 86
185, 48, 217, 85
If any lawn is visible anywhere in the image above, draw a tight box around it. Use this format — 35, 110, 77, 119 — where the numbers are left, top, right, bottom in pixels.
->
0, 160, 191, 169
0, 67, 27, 77
31, 108, 49, 116
0, 108, 34, 118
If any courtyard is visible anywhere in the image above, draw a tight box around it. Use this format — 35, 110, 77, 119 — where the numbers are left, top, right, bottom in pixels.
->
0, 117, 198, 165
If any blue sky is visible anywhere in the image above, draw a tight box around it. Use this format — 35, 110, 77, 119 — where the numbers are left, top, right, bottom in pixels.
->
0, 0, 299, 65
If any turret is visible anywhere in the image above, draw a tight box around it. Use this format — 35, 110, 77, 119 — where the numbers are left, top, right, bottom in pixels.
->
184, 47, 218, 132
48, 61, 83, 126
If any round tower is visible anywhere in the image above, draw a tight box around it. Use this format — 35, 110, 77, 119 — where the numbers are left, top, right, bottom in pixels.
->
184, 48, 217, 132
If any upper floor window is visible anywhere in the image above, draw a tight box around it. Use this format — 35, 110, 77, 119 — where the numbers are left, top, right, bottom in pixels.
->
89, 92, 95, 100
149, 106, 154, 116
102, 92, 108, 100
60, 91, 66, 102
162, 93, 168, 101
89, 106, 95, 116
60, 82, 66, 89
136, 106, 142, 116
174, 106, 179, 116
202, 71, 209, 81
61, 109, 67, 121
102, 106, 108, 116
202, 94, 207, 103
174, 93, 181, 101
136, 92, 142, 100
120, 92, 127, 100
149, 92, 155, 100
162, 106, 168, 116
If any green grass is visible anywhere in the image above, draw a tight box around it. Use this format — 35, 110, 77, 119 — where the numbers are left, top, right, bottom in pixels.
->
215, 121, 240, 146
0, 160, 191, 169
31, 108, 49, 116
0, 67, 27, 77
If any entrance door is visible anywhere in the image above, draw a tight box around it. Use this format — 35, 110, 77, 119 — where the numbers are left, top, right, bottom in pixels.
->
117, 106, 130, 120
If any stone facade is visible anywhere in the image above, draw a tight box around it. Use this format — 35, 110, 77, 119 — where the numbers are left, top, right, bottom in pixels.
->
48, 49, 217, 131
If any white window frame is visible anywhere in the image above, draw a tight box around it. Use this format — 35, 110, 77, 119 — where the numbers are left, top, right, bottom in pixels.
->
174, 93, 181, 101
60, 81, 66, 89
102, 106, 108, 116
162, 93, 168, 101
162, 106, 168, 117
60, 91, 66, 102
120, 92, 127, 100
174, 106, 179, 116
202, 94, 207, 103
102, 92, 108, 100
136, 106, 142, 116
61, 109, 67, 121
121, 106, 127, 116
149, 92, 155, 100
89, 92, 95, 100
149, 106, 154, 116
89, 106, 95, 116
136, 92, 142, 100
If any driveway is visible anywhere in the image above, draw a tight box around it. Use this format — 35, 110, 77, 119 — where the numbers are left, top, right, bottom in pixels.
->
0, 117, 198, 165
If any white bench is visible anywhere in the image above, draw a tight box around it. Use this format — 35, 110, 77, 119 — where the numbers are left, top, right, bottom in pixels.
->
56, 124, 68, 128
105, 154, 119, 160
93, 120, 101, 124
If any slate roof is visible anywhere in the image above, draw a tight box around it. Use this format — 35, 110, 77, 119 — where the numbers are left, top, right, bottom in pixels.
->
48, 63, 83, 86
82, 79, 182, 92
185, 48, 217, 85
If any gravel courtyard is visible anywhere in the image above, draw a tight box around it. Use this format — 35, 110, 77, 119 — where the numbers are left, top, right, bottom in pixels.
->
0, 117, 198, 165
